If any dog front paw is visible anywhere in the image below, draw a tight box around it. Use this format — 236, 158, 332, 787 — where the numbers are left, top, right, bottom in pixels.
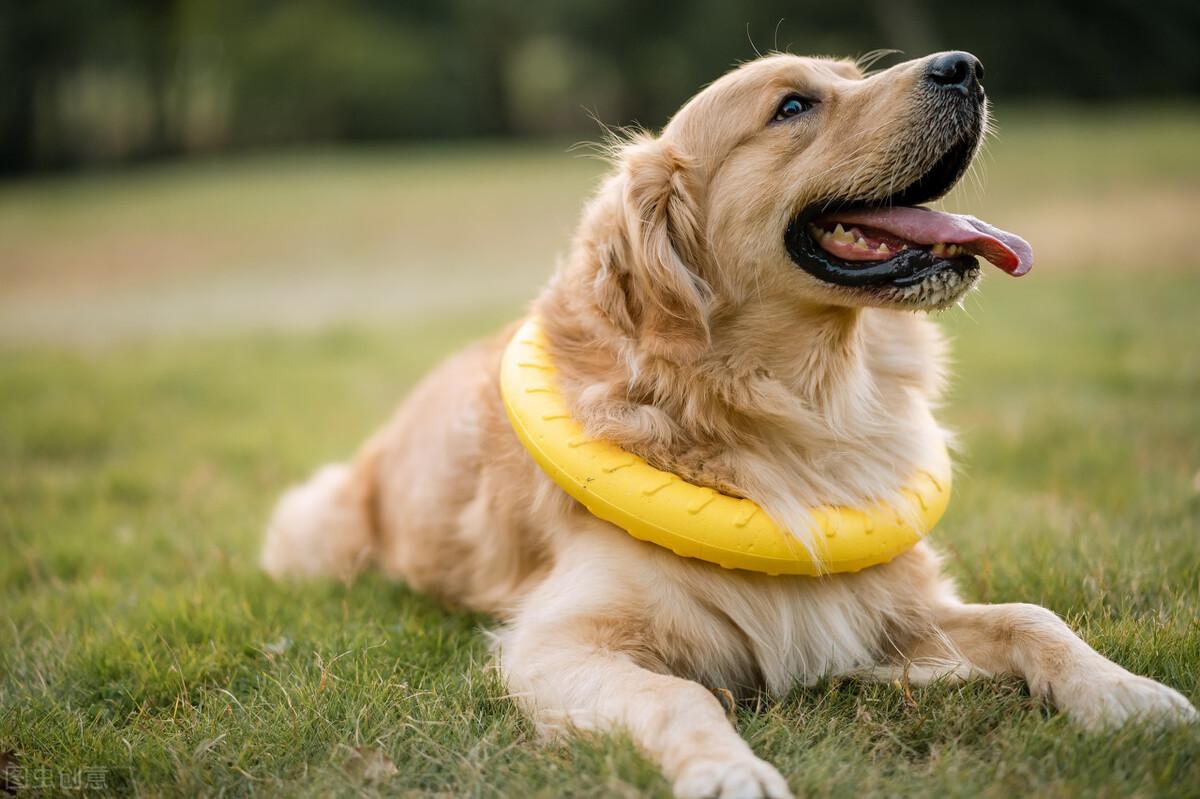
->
1055, 667, 1198, 730
672, 752, 792, 799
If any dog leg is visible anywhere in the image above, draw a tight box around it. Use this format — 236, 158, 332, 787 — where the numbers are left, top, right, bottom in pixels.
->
498, 617, 792, 799
922, 601, 1197, 729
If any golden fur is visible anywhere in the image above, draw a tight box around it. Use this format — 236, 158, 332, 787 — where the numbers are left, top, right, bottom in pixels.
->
262, 53, 1196, 798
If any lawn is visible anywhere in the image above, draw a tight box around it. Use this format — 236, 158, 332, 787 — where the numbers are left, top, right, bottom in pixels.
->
2, 107, 1199, 797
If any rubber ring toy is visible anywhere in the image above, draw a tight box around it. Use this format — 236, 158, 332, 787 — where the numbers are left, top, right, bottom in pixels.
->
500, 318, 951, 575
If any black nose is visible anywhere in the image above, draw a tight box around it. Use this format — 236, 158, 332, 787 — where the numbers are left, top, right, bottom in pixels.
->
926, 51, 984, 93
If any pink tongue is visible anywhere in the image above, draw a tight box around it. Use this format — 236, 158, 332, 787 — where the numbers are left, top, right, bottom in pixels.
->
818, 207, 1033, 276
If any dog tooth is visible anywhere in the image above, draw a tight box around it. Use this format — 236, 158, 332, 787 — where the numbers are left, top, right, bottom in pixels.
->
931, 243, 946, 256
852, 238, 870, 251
876, 243, 889, 253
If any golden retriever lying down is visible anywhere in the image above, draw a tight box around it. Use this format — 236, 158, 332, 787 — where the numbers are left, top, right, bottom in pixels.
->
263, 51, 1196, 798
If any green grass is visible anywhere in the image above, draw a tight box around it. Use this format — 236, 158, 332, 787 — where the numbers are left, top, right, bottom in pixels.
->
3, 109, 1200, 796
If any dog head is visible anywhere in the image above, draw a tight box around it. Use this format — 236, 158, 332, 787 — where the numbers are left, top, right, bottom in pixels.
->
583, 52, 1032, 360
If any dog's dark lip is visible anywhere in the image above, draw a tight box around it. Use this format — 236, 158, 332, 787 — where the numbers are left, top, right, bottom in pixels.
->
784, 135, 980, 289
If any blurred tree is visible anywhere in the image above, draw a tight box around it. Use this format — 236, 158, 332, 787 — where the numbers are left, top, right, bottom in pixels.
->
131, 0, 183, 157
1, 0, 1198, 174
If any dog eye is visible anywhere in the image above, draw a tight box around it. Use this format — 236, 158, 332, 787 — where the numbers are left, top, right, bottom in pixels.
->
773, 95, 814, 122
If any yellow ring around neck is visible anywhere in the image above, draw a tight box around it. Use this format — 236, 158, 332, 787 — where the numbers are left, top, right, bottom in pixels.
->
500, 318, 951, 575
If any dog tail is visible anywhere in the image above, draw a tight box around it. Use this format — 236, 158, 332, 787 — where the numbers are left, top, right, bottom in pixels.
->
260, 460, 376, 581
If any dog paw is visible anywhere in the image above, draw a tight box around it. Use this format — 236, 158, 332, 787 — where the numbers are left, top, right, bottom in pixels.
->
672, 752, 792, 799
1056, 667, 1198, 730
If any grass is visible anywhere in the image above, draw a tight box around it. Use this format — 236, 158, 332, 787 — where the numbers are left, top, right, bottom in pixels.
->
2, 107, 1200, 796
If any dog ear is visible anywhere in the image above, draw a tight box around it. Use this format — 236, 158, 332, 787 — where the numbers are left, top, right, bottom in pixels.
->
601, 135, 711, 360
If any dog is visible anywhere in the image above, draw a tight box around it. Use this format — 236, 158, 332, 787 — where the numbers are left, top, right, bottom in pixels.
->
262, 51, 1197, 798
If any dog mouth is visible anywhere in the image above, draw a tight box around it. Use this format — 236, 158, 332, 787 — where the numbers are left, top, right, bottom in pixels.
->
784, 137, 1033, 297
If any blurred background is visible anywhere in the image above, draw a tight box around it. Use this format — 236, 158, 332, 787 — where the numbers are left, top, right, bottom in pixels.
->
3, 0, 1200, 172
2, 0, 1199, 344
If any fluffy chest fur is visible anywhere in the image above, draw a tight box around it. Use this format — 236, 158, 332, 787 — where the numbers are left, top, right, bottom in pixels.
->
519, 500, 954, 698
538, 274, 952, 555
510, 288, 959, 694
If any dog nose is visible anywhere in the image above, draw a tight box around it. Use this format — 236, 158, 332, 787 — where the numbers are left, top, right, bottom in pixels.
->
926, 51, 984, 93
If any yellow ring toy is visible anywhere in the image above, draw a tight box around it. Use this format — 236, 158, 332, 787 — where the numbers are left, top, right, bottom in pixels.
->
500, 318, 951, 576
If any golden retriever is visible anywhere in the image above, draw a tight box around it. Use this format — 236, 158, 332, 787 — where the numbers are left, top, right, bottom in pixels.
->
262, 51, 1196, 798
